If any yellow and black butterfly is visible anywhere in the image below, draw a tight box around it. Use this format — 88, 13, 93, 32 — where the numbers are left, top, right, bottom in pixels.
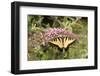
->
49, 37, 75, 48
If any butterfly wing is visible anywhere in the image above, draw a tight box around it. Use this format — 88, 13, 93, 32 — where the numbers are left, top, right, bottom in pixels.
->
49, 37, 75, 48
49, 38, 63, 48
64, 37, 75, 48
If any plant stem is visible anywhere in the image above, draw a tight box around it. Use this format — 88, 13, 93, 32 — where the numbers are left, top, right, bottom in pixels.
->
62, 48, 69, 59
62, 48, 65, 58
62, 48, 65, 54
67, 50, 69, 59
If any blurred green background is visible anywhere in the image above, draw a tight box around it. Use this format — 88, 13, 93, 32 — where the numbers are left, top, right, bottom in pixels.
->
28, 15, 88, 61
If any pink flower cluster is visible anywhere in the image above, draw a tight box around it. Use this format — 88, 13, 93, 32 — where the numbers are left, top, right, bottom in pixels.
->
43, 28, 79, 42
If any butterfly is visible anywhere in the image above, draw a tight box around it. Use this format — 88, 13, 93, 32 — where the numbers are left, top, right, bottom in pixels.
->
49, 37, 75, 48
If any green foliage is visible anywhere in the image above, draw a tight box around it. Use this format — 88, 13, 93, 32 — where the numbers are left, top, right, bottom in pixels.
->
28, 15, 88, 61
